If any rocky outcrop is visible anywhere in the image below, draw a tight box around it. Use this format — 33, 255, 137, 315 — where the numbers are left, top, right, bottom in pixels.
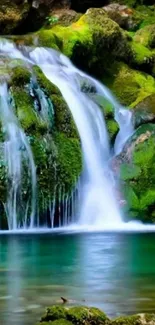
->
0, 60, 82, 229
114, 124, 155, 223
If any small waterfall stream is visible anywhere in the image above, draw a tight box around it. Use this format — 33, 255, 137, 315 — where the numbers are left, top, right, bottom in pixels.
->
0, 40, 134, 230
0, 83, 36, 230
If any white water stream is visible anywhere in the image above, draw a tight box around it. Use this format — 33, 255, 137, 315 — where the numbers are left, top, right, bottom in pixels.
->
0, 83, 36, 230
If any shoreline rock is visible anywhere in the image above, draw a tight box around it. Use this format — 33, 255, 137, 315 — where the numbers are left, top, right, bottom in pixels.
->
36, 305, 155, 325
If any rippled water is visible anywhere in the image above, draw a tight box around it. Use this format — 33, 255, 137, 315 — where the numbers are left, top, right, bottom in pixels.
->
0, 232, 155, 325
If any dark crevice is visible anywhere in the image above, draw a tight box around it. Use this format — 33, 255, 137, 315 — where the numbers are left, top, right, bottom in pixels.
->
70, 0, 109, 13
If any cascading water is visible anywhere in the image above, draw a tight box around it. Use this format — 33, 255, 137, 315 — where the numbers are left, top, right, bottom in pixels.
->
0, 83, 36, 230
28, 47, 122, 226
0, 40, 135, 229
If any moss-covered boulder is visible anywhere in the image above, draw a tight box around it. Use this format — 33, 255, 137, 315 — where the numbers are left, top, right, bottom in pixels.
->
37, 8, 131, 76
134, 24, 155, 49
37, 305, 155, 325
40, 305, 109, 325
133, 93, 155, 128
102, 62, 155, 108
0, 59, 82, 228
112, 314, 155, 325
129, 40, 155, 75
115, 124, 155, 222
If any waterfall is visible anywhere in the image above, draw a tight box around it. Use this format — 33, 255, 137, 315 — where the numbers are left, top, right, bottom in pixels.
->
0, 40, 135, 229
0, 83, 36, 230
28, 47, 122, 226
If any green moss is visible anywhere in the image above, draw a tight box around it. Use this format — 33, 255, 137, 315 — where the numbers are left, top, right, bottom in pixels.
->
10, 66, 31, 87
102, 62, 155, 107
134, 24, 155, 49
88, 307, 108, 324
54, 132, 82, 192
92, 95, 114, 118
52, 320, 73, 325
37, 30, 62, 50
41, 306, 68, 322
30, 135, 57, 208
131, 41, 154, 65
37, 8, 131, 76
112, 315, 141, 325
119, 124, 155, 222
66, 307, 89, 324
112, 314, 155, 325
136, 5, 155, 29
120, 163, 141, 181
40, 306, 109, 325
52, 95, 78, 138
51, 20, 92, 58
107, 120, 119, 142
133, 93, 155, 128
33, 66, 60, 96
11, 87, 47, 135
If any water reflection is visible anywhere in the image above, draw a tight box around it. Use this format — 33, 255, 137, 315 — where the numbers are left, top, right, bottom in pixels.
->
0, 233, 155, 325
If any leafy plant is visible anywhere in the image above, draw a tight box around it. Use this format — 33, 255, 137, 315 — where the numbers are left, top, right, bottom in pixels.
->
46, 16, 59, 26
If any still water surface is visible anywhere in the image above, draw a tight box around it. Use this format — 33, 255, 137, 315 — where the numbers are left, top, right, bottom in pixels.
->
0, 232, 155, 325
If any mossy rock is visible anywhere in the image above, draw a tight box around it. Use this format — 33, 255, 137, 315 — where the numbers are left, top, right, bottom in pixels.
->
37, 30, 63, 50
134, 24, 155, 48
112, 314, 155, 325
0, 59, 83, 228
41, 306, 68, 322
136, 5, 155, 29
33, 66, 60, 96
112, 315, 142, 325
52, 95, 78, 138
133, 93, 155, 128
102, 62, 155, 107
37, 8, 131, 76
116, 124, 155, 222
129, 40, 155, 75
10, 66, 31, 86
33, 66, 78, 138
40, 305, 109, 325
54, 132, 82, 193
11, 86, 48, 135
